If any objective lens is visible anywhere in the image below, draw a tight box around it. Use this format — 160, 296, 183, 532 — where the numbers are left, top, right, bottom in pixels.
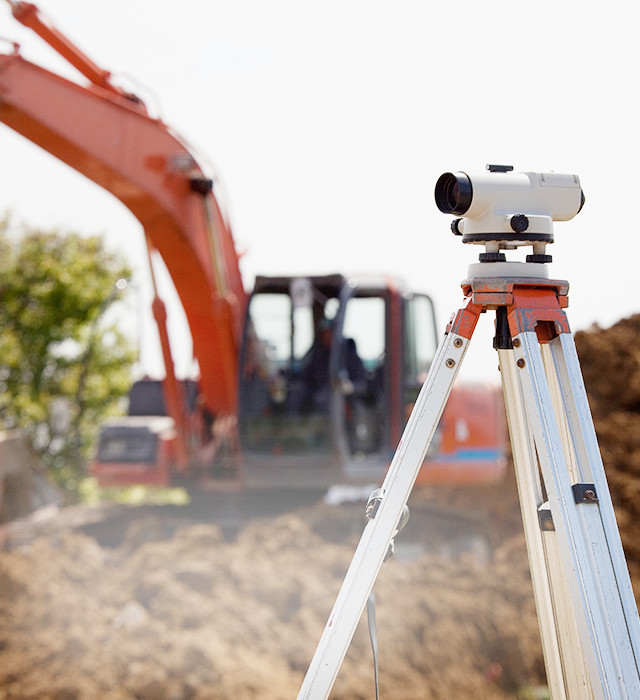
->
434, 172, 473, 215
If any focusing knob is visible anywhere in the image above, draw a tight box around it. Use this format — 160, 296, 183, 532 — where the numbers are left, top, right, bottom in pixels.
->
510, 214, 529, 233
451, 218, 463, 236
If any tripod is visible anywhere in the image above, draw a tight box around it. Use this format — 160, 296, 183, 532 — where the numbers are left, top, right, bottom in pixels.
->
297, 259, 640, 699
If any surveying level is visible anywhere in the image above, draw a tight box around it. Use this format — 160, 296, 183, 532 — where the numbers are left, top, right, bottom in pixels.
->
297, 167, 640, 700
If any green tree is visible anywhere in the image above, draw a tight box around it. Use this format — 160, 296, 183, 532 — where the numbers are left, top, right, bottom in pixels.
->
0, 217, 136, 495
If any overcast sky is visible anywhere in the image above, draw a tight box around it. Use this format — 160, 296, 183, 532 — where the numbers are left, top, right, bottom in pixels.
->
1, 0, 638, 382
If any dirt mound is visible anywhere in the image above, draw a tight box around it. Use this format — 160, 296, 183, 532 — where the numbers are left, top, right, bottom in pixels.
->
0, 507, 541, 700
2, 314, 640, 699
575, 315, 640, 589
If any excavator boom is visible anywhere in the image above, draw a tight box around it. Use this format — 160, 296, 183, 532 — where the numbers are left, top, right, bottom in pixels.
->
0, 10, 246, 420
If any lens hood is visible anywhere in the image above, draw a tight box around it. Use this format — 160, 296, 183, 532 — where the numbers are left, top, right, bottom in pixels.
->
435, 172, 473, 215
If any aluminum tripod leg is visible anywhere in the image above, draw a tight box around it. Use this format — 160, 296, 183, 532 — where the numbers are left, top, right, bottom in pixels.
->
499, 346, 591, 698
503, 326, 640, 699
297, 271, 640, 700
296, 319, 473, 700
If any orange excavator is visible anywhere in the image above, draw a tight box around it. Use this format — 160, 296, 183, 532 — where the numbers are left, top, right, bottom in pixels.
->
0, 2, 506, 492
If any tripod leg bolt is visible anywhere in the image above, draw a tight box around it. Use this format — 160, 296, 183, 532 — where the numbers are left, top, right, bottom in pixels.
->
573, 483, 599, 504
517, 358, 526, 368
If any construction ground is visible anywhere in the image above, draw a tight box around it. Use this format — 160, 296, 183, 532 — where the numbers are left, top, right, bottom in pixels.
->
1, 315, 640, 700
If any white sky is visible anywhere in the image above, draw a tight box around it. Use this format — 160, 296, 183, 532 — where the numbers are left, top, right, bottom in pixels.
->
1, 0, 638, 384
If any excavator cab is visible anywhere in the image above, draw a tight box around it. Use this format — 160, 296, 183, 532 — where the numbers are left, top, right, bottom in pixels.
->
237, 274, 438, 487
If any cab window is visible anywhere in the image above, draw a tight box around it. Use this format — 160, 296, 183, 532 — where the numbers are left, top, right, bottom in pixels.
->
404, 295, 437, 400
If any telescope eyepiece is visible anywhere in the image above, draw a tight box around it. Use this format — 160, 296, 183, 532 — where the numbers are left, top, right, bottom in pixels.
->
435, 172, 473, 215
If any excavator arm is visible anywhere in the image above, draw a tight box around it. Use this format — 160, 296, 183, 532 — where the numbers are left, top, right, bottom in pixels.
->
0, 2, 246, 428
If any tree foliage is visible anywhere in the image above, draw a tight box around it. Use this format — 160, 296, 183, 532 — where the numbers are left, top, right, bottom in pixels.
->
0, 217, 136, 494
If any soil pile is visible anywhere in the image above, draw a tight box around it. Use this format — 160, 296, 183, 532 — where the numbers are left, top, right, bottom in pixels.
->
0, 505, 541, 700
1, 314, 640, 699
574, 314, 640, 588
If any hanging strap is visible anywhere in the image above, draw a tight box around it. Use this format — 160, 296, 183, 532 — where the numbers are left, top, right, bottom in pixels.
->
367, 590, 380, 700
364, 489, 410, 699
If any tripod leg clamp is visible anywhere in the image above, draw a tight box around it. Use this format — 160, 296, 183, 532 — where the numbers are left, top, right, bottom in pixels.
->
572, 483, 599, 504
365, 488, 410, 561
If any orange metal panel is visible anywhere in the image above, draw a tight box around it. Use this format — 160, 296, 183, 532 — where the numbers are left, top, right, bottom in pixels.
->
0, 51, 247, 418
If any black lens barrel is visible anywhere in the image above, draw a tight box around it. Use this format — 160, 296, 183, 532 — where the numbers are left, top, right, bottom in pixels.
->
434, 172, 473, 215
